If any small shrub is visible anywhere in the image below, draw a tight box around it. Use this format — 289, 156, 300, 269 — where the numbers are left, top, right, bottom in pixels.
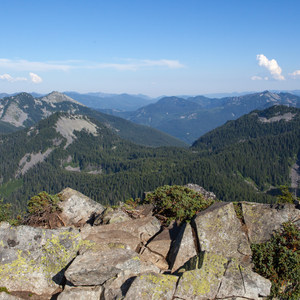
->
277, 185, 295, 204
27, 191, 61, 215
251, 222, 300, 299
144, 185, 214, 224
0, 287, 10, 294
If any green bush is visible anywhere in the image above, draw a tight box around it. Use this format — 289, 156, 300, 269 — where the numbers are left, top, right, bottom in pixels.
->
144, 185, 214, 224
27, 191, 61, 215
277, 185, 295, 204
251, 222, 300, 299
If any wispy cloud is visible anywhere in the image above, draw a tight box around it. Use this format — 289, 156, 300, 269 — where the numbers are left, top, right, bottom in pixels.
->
29, 72, 43, 83
289, 70, 300, 78
256, 54, 285, 80
0, 72, 42, 83
0, 58, 185, 72
0, 73, 27, 82
0, 59, 71, 72
251, 75, 269, 81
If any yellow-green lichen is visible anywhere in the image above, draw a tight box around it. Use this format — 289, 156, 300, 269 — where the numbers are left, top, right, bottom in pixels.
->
0, 230, 93, 285
139, 273, 178, 300
177, 252, 228, 297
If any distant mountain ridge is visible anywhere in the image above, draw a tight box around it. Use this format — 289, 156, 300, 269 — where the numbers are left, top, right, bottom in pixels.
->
113, 91, 300, 144
0, 91, 186, 147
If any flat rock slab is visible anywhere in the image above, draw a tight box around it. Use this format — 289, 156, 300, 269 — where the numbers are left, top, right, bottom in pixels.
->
0, 225, 82, 295
242, 202, 300, 243
168, 222, 197, 273
84, 228, 141, 252
58, 187, 105, 226
57, 286, 103, 300
81, 215, 161, 246
65, 248, 141, 286
124, 272, 178, 300
147, 228, 172, 258
193, 202, 251, 263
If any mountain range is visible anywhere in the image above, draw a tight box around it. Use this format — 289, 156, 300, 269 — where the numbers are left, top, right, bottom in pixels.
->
1, 104, 299, 212
0, 92, 185, 147
112, 91, 300, 144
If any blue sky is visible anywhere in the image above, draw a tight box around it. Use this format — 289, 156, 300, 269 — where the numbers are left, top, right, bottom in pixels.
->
0, 0, 299, 96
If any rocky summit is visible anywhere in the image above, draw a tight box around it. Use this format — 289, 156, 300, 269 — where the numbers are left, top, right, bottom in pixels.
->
0, 186, 299, 300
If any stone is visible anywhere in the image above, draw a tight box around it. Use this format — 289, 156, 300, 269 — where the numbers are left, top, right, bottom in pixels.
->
101, 207, 131, 224
65, 248, 141, 286
175, 251, 271, 300
168, 222, 198, 273
103, 257, 161, 299
217, 260, 271, 300
184, 183, 217, 200
174, 252, 228, 299
242, 202, 300, 243
147, 229, 172, 258
139, 247, 169, 271
81, 215, 161, 247
57, 286, 103, 300
58, 187, 105, 226
193, 202, 251, 263
0, 293, 23, 300
124, 272, 178, 300
0, 225, 82, 295
83, 228, 141, 252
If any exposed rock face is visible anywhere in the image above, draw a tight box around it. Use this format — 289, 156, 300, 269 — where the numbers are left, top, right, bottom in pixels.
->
242, 202, 300, 243
184, 183, 217, 200
58, 187, 105, 226
0, 225, 82, 295
81, 215, 161, 249
193, 202, 252, 264
175, 252, 271, 300
65, 248, 141, 286
1, 187, 299, 299
57, 286, 103, 300
168, 222, 198, 273
124, 273, 178, 300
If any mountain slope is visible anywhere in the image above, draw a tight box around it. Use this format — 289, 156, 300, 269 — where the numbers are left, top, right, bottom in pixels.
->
0, 92, 186, 147
114, 91, 300, 144
192, 105, 300, 191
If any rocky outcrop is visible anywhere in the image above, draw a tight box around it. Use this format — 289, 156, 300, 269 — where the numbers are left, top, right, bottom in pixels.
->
1, 187, 299, 299
193, 202, 252, 264
242, 202, 300, 243
0, 223, 83, 295
58, 187, 105, 226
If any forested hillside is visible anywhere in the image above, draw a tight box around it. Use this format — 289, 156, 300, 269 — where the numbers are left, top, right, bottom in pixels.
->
1, 106, 299, 213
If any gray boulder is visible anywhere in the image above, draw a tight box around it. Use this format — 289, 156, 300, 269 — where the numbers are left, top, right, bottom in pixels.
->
174, 252, 271, 300
81, 215, 161, 250
58, 187, 105, 226
168, 222, 198, 273
0, 225, 82, 295
65, 248, 142, 286
57, 285, 103, 300
193, 202, 251, 263
124, 272, 179, 300
242, 202, 300, 243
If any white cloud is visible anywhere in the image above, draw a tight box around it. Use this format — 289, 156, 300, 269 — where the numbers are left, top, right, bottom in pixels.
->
91, 59, 185, 71
251, 75, 263, 80
0, 58, 184, 72
0, 73, 27, 82
0, 58, 71, 72
256, 54, 285, 80
29, 72, 42, 83
289, 70, 300, 78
